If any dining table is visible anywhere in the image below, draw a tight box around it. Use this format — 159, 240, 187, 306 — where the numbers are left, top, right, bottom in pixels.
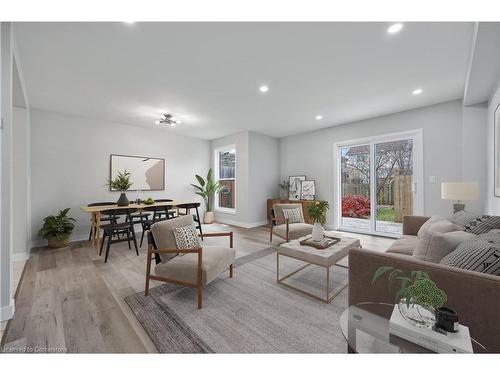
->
80, 200, 192, 253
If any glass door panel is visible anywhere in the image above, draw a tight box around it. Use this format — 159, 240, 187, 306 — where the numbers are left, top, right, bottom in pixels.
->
340, 144, 371, 231
374, 139, 413, 235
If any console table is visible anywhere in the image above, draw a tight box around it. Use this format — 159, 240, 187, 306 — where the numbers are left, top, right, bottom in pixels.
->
266, 198, 320, 224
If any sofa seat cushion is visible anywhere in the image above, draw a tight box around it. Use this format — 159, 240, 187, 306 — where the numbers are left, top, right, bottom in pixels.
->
414, 230, 476, 263
273, 223, 313, 240
386, 235, 419, 256
155, 246, 236, 286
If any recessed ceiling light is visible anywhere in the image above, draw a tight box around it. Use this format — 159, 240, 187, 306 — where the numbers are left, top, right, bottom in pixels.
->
387, 23, 403, 34
259, 85, 269, 93
412, 88, 423, 95
315, 115, 323, 120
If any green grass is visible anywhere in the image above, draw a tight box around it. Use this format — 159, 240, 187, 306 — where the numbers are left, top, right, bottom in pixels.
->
376, 207, 395, 222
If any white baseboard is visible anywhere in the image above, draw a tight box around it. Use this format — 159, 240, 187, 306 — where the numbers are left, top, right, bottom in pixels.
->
11, 252, 29, 262
215, 218, 268, 229
0, 299, 15, 322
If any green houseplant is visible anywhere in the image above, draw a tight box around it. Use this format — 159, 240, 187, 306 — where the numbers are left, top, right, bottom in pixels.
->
372, 266, 448, 327
108, 170, 133, 206
308, 200, 330, 241
191, 169, 224, 224
38, 208, 76, 248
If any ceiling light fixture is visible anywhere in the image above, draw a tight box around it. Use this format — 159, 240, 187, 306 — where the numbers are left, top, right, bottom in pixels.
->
259, 85, 269, 93
315, 115, 323, 120
387, 23, 403, 34
155, 113, 180, 126
412, 88, 423, 95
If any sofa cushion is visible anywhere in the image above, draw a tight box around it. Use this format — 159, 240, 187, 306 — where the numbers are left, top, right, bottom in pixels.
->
414, 230, 476, 263
440, 232, 500, 275
151, 215, 195, 262
386, 235, 419, 256
427, 219, 463, 233
282, 207, 303, 224
448, 210, 480, 227
273, 223, 313, 240
463, 215, 500, 235
416, 215, 444, 239
155, 246, 236, 285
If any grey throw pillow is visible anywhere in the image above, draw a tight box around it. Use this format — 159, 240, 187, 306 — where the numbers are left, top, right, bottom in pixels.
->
414, 230, 476, 263
440, 232, 500, 275
417, 215, 444, 239
282, 207, 303, 224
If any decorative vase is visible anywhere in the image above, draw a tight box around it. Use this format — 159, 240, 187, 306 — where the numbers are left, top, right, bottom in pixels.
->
48, 235, 69, 249
279, 189, 288, 200
397, 298, 436, 328
117, 192, 130, 206
204, 211, 215, 224
311, 221, 324, 241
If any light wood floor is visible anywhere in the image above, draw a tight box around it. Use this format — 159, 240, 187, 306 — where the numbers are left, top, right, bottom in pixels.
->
0, 224, 394, 353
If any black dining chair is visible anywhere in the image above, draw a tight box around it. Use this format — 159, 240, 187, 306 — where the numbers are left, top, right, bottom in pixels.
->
99, 208, 139, 263
147, 199, 176, 221
139, 204, 174, 247
87, 202, 117, 241
177, 202, 203, 238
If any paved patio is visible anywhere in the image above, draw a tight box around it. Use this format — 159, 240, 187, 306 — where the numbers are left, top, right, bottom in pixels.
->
341, 217, 402, 235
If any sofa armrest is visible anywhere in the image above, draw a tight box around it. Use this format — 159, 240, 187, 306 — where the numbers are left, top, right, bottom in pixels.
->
402, 215, 430, 235
348, 248, 500, 352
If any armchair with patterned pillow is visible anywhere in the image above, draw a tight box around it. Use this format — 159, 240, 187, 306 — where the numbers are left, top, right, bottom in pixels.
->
145, 215, 235, 309
269, 203, 313, 242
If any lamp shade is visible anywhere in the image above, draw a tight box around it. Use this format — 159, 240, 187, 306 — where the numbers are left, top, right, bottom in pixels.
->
441, 182, 479, 201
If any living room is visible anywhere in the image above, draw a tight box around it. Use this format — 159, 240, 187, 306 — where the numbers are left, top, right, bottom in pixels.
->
1, 0, 500, 371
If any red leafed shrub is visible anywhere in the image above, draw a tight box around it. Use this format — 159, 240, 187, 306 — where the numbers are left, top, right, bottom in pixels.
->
342, 194, 370, 218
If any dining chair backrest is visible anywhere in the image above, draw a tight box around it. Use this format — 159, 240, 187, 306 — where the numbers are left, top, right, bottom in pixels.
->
102, 208, 136, 223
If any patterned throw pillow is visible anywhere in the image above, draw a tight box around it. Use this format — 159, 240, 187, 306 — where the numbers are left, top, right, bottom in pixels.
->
440, 232, 500, 275
463, 215, 500, 235
174, 225, 201, 252
282, 207, 303, 224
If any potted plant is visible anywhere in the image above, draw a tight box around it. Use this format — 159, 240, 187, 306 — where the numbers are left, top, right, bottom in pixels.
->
108, 170, 133, 206
308, 200, 330, 241
191, 169, 224, 224
278, 180, 290, 200
38, 208, 76, 248
372, 267, 448, 327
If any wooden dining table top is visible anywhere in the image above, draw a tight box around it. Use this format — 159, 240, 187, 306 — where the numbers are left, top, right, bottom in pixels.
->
80, 200, 193, 213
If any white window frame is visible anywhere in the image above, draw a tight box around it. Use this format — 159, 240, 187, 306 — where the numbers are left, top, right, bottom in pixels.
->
214, 144, 237, 214
333, 129, 424, 238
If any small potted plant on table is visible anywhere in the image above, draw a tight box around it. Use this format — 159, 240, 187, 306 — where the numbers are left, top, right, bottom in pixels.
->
108, 170, 133, 206
308, 200, 330, 241
38, 208, 76, 248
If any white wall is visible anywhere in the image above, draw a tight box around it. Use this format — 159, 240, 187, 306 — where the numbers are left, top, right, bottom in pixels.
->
279, 100, 467, 227
12, 106, 29, 259
248, 132, 279, 225
486, 80, 500, 215
30, 108, 210, 244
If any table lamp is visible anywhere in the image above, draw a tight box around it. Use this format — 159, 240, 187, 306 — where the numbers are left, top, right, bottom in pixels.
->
441, 182, 479, 213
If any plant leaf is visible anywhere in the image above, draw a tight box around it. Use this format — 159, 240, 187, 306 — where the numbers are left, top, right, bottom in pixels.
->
371, 266, 393, 285
195, 175, 205, 187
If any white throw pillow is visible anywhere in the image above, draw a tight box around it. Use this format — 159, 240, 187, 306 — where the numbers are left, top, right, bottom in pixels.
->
282, 207, 303, 224
414, 230, 476, 263
174, 225, 201, 252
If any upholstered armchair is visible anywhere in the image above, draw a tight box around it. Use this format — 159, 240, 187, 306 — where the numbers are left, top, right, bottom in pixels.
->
269, 203, 313, 242
145, 215, 235, 309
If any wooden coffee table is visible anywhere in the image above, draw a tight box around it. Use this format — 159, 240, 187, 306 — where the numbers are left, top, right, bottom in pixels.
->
277, 233, 361, 303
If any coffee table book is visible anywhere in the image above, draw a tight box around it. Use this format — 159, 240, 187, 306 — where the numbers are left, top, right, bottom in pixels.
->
388, 305, 473, 353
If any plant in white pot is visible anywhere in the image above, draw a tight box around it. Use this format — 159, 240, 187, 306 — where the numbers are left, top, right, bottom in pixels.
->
308, 200, 329, 241
38, 208, 76, 248
191, 169, 224, 224
108, 170, 133, 206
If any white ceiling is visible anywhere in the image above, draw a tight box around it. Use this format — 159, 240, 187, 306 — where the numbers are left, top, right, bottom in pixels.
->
14, 22, 474, 139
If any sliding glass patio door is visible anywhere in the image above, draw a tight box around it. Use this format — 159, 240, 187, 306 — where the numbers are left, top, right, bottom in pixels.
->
336, 131, 422, 236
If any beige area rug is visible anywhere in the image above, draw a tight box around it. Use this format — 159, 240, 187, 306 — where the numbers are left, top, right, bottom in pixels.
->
125, 247, 349, 353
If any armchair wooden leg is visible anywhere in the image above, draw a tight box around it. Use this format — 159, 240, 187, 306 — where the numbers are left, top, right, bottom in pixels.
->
197, 287, 203, 309
270, 229, 273, 242
230, 264, 234, 278
145, 276, 150, 296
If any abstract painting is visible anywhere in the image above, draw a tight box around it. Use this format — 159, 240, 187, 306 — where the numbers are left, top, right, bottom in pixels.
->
110, 154, 165, 191
289, 175, 306, 200
300, 180, 316, 200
